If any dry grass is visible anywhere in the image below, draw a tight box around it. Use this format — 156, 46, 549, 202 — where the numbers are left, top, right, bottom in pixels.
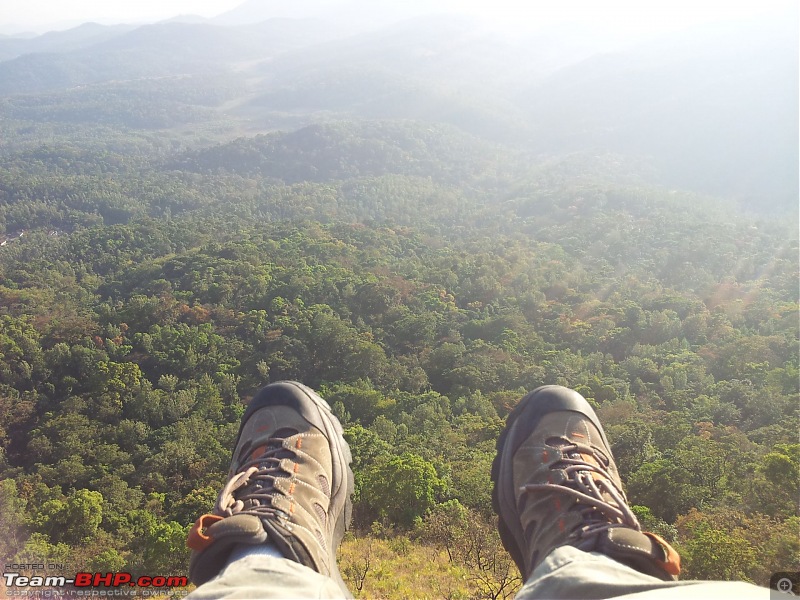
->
338, 535, 504, 600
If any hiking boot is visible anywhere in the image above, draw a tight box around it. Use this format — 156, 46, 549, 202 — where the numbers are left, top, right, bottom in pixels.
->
492, 385, 680, 581
187, 381, 354, 592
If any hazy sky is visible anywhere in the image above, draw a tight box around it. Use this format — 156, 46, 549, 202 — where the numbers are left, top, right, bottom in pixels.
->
1, 0, 795, 34
1, 0, 241, 31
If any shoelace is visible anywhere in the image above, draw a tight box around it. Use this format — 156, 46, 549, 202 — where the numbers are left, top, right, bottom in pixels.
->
215, 438, 293, 518
521, 442, 641, 538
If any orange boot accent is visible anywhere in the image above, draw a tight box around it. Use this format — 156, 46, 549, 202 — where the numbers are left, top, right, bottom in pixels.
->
644, 531, 681, 576
187, 514, 224, 551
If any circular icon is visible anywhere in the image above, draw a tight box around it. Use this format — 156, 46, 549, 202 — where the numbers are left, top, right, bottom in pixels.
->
777, 578, 794, 594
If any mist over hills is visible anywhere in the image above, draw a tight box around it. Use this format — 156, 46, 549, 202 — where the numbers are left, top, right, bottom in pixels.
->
212, 0, 436, 31
0, 19, 340, 94
519, 17, 799, 206
0, 22, 136, 61
0, 4, 796, 212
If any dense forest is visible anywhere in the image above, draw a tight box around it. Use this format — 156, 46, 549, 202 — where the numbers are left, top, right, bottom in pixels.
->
0, 4, 798, 597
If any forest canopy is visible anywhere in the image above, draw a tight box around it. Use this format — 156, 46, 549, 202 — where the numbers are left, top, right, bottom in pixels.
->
0, 5, 797, 597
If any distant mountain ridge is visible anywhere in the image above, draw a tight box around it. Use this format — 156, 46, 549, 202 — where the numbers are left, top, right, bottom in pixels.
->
0, 22, 137, 61
213, 0, 437, 29
0, 9, 795, 212
0, 19, 339, 95
173, 120, 509, 185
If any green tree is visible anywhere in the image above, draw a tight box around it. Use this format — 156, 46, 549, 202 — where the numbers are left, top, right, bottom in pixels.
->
0, 479, 27, 563
361, 453, 446, 527
32, 489, 103, 545
676, 509, 758, 582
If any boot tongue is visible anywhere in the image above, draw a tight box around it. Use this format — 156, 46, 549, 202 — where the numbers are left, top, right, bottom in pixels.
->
546, 436, 609, 465
240, 427, 300, 508
247, 428, 299, 461
270, 427, 300, 459
545, 436, 613, 490
546, 437, 637, 537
